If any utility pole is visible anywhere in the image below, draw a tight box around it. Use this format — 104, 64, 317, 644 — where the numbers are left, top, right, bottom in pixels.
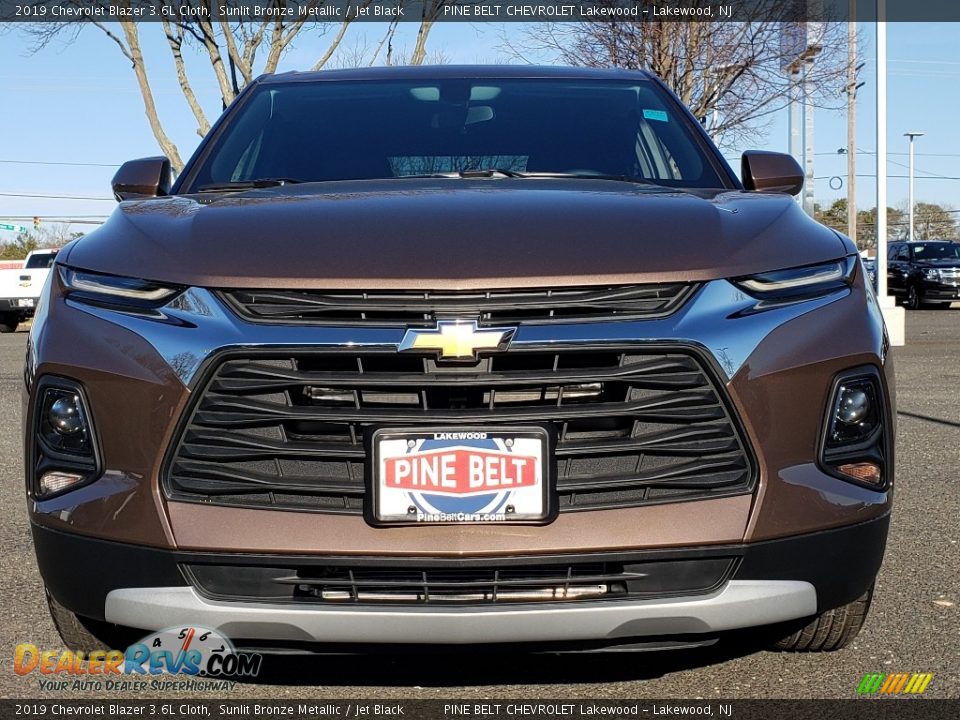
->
782, 21, 822, 216
803, 59, 816, 216
876, 14, 887, 299
875, 0, 905, 346
789, 72, 802, 176
847, 8, 857, 243
905, 132, 924, 241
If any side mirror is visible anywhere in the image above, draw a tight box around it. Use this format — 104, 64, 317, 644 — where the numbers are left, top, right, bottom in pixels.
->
111, 156, 172, 201
741, 151, 803, 196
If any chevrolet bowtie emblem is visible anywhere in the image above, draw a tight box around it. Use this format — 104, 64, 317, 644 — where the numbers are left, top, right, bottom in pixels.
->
399, 321, 515, 360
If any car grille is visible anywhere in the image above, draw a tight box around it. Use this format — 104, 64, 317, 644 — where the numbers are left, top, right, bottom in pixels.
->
219, 284, 696, 326
185, 556, 736, 606
166, 347, 755, 513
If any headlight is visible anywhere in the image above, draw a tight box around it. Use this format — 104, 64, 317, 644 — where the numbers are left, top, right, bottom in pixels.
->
59, 266, 183, 309
733, 257, 856, 300
921, 268, 941, 282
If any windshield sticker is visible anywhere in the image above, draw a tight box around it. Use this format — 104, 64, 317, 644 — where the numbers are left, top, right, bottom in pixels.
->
643, 109, 669, 122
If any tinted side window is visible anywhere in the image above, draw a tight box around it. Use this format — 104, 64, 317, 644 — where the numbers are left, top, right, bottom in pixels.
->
25, 252, 56, 269
888, 245, 900, 261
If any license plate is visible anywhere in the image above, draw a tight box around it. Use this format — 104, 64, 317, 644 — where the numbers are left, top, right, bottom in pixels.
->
17, 298, 34, 308
370, 427, 549, 524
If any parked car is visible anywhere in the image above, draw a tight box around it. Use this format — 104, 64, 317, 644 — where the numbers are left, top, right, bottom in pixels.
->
887, 240, 960, 309
862, 256, 878, 290
0, 248, 57, 332
25, 66, 892, 656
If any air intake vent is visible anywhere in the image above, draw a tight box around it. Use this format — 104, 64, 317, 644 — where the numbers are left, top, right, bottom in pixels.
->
220, 284, 696, 326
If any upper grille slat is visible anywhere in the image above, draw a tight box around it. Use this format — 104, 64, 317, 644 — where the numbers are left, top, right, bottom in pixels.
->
221, 284, 697, 326
193, 394, 725, 427
167, 347, 755, 513
210, 365, 708, 393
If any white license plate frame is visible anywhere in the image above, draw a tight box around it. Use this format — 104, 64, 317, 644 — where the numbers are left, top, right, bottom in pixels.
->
369, 426, 552, 526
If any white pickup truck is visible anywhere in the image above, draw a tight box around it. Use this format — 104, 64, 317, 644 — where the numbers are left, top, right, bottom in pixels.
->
0, 248, 58, 332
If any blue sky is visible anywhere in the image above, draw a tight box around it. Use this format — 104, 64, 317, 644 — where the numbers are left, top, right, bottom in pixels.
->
1, 21, 958, 240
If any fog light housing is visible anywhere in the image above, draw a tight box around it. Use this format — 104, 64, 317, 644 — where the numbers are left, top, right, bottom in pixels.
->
820, 369, 889, 490
829, 380, 880, 446
48, 395, 84, 435
31, 378, 99, 499
39, 388, 92, 455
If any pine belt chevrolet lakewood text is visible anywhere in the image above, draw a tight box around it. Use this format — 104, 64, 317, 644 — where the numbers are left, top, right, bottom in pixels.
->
25, 66, 893, 654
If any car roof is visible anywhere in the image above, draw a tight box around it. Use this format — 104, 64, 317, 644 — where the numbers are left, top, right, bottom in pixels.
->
258, 65, 655, 85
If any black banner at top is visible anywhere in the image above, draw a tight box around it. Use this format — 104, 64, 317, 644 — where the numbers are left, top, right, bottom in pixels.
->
2, 0, 960, 24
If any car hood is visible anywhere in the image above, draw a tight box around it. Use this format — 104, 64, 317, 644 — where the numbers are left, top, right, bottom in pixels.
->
66, 179, 849, 290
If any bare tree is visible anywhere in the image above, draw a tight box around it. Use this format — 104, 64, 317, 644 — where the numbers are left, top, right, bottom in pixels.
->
507, 9, 855, 146
25, 0, 449, 172
911, 202, 959, 241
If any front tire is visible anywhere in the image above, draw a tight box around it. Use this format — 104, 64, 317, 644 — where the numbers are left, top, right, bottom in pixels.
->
905, 284, 921, 310
45, 587, 139, 652
0, 312, 18, 333
772, 585, 873, 652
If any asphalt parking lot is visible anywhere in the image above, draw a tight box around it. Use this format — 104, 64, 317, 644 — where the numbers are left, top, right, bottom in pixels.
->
0, 311, 957, 700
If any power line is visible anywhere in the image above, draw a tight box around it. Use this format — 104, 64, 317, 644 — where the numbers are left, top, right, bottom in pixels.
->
0, 215, 108, 220
0, 159, 120, 168
0, 192, 114, 201
814, 151, 960, 158
815, 174, 960, 180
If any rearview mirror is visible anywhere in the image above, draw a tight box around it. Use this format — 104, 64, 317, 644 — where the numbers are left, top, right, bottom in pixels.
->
111, 156, 172, 201
741, 151, 803, 196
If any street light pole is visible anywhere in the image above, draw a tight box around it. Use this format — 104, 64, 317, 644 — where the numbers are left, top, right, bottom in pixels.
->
876, 2, 905, 347
904, 132, 924, 242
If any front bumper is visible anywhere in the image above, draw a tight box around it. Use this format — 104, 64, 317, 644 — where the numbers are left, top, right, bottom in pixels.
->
105, 581, 815, 645
0, 297, 36, 313
34, 513, 888, 647
920, 281, 960, 302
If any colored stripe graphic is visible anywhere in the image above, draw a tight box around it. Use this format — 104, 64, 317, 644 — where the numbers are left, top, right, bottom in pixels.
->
857, 672, 933, 695
857, 673, 886, 694
904, 674, 934, 694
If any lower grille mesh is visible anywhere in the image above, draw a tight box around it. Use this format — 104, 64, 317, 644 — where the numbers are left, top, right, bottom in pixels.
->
186, 557, 737, 606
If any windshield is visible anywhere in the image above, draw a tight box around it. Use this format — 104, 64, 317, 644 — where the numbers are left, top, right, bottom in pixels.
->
185, 78, 728, 191
912, 243, 960, 261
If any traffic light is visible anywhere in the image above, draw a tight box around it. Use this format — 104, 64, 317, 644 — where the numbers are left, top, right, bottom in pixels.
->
33, 217, 41, 230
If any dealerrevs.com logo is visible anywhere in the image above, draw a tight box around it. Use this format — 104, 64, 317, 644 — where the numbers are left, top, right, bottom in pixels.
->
14, 626, 261, 692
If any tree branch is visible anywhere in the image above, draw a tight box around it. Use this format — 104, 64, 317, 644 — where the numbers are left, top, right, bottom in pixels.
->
162, 18, 211, 138
117, 18, 184, 172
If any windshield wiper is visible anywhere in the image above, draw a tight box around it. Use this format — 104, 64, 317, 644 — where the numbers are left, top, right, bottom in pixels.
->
394, 169, 654, 184
458, 168, 525, 178
397, 168, 525, 180
513, 171, 656, 185
196, 178, 304, 192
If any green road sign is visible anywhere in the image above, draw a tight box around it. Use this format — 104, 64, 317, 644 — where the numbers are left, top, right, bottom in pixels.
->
0, 223, 28, 233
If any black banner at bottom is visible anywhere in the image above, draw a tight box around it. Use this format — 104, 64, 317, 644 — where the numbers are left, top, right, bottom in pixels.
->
1, 700, 959, 720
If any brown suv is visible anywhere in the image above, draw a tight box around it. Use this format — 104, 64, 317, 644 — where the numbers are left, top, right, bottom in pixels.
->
25, 66, 893, 655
